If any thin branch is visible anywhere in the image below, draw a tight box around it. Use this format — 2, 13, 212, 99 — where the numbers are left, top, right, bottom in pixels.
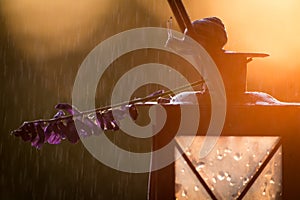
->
12, 80, 204, 128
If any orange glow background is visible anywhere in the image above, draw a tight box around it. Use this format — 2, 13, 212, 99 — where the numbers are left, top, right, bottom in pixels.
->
1, 1, 299, 199
1, 0, 300, 102
186, 0, 300, 102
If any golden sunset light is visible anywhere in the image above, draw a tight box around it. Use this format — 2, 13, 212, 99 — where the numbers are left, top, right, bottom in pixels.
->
1, 1, 300, 199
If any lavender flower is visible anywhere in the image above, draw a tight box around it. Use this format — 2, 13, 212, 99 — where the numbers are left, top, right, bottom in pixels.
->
11, 102, 139, 149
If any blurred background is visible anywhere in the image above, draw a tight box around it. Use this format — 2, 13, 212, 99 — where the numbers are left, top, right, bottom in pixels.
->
0, 0, 299, 199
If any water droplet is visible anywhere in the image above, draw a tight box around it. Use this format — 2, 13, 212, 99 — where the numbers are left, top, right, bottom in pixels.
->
185, 148, 192, 156
270, 178, 275, 184
216, 149, 223, 160
258, 161, 263, 166
226, 175, 232, 182
262, 189, 266, 196
229, 181, 236, 186
224, 147, 232, 153
212, 177, 217, 184
217, 171, 225, 181
181, 189, 188, 198
196, 161, 205, 171
194, 185, 199, 192
243, 177, 249, 185
234, 153, 243, 161
217, 154, 223, 160
181, 168, 185, 173
246, 163, 250, 167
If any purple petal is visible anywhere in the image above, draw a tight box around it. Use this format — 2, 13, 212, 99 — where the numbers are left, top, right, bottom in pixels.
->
102, 111, 115, 130
47, 132, 62, 144
72, 120, 92, 138
81, 118, 99, 134
44, 122, 64, 144
31, 123, 45, 148
111, 109, 127, 121
129, 104, 138, 120
53, 110, 65, 118
31, 134, 40, 148
13, 128, 31, 142
63, 120, 80, 143
55, 103, 81, 115
111, 121, 120, 131
19, 122, 37, 142
56, 103, 99, 134
96, 112, 105, 130
99, 110, 120, 131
